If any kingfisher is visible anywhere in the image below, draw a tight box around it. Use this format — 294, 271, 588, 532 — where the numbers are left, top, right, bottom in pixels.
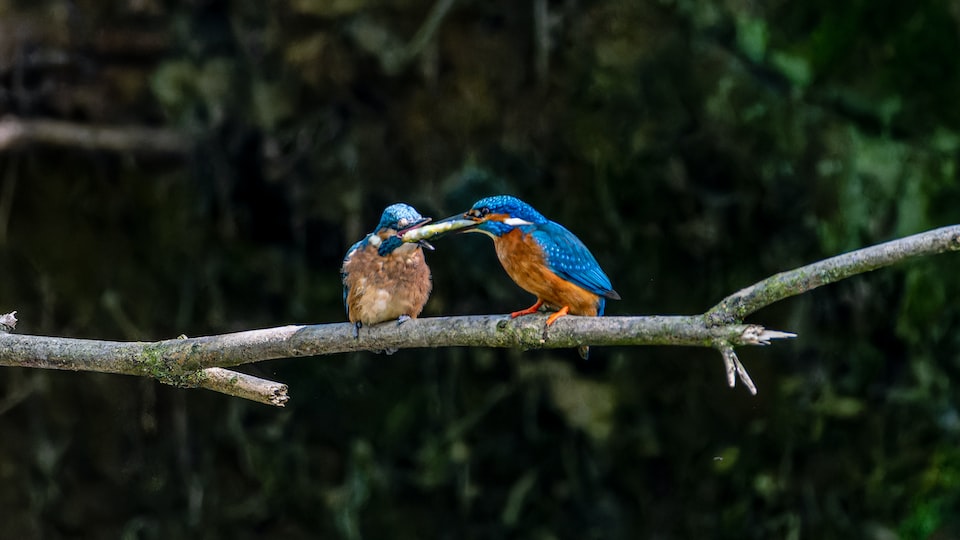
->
341, 203, 434, 336
427, 195, 620, 359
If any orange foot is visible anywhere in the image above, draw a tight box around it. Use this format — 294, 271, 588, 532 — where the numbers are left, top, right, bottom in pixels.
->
545, 306, 570, 326
510, 299, 544, 318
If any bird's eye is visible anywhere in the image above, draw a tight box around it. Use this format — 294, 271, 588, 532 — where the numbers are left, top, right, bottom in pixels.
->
467, 207, 489, 219
397, 218, 409, 228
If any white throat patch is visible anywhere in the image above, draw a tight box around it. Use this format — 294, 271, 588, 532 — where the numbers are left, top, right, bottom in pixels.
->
502, 217, 533, 227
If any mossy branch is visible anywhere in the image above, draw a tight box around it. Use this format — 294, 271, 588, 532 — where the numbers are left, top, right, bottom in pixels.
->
707, 224, 960, 324
0, 225, 957, 406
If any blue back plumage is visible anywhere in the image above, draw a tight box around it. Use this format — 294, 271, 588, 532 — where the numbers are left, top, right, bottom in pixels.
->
532, 222, 616, 302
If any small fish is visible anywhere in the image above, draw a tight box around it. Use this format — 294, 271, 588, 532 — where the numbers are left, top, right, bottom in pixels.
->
399, 218, 478, 243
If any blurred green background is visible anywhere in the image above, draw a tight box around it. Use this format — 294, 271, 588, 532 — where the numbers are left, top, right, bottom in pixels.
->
1, 0, 960, 538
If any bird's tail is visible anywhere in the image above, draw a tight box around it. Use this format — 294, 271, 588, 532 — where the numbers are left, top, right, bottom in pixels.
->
578, 345, 590, 360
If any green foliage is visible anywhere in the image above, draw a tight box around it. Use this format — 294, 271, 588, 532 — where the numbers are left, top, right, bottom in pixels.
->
899, 447, 960, 538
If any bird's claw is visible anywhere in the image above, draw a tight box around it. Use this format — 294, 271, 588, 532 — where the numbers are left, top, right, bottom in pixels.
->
510, 299, 544, 319
397, 315, 412, 325
545, 306, 570, 326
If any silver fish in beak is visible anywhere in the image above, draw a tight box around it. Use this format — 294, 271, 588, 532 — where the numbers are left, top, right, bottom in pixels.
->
399, 218, 479, 244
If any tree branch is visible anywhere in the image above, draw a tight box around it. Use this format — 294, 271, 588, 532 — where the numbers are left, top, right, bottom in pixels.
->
0, 314, 790, 403
707, 224, 960, 324
200, 368, 289, 407
0, 225, 957, 405
0, 313, 288, 406
0, 116, 193, 155
0, 315, 788, 369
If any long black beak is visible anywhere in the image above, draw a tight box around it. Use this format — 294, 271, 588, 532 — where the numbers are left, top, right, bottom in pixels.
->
425, 214, 482, 237
433, 213, 481, 230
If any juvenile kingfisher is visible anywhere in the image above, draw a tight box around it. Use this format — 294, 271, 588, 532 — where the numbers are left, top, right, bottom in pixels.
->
341, 203, 434, 336
423, 195, 620, 358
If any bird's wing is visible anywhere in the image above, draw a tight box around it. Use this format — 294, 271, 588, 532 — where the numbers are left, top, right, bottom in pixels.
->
532, 221, 616, 298
341, 237, 368, 313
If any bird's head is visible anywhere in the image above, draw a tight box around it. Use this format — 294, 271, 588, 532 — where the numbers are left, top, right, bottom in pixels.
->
367, 203, 432, 255
457, 195, 548, 238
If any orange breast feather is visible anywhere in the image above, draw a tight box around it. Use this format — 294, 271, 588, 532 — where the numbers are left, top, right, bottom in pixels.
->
493, 229, 601, 316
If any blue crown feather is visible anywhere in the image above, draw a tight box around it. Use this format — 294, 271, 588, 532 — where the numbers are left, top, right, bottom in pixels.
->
376, 203, 425, 232
471, 195, 548, 225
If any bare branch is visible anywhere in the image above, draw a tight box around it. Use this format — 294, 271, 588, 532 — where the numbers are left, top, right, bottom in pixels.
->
200, 368, 289, 407
1, 224, 957, 404
0, 314, 790, 404
717, 344, 757, 395
707, 225, 960, 325
0, 311, 288, 406
0, 116, 194, 155
0, 315, 791, 371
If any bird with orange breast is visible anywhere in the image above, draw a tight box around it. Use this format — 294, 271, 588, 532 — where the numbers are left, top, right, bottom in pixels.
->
419, 195, 620, 358
341, 203, 434, 337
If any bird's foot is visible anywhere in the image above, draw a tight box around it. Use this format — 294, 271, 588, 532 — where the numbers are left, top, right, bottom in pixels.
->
353, 322, 362, 339
540, 306, 573, 352
510, 299, 544, 318
397, 314, 412, 325
545, 306, 570, 326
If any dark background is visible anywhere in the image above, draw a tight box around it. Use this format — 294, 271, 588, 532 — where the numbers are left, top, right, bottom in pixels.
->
1, 1, 960, 538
